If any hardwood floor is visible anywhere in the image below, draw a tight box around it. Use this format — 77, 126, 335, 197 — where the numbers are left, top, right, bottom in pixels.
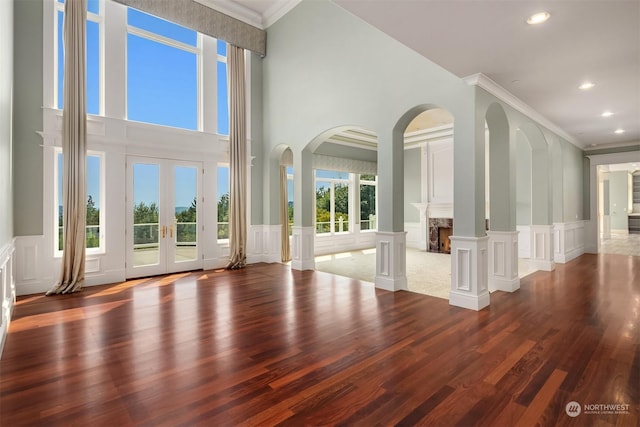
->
1, 254, 638, 426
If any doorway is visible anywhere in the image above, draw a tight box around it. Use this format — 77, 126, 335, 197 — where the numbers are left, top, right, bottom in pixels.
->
126, 157, 203, 278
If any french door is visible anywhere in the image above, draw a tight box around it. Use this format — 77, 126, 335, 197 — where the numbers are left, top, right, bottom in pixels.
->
126, 157, 202, 278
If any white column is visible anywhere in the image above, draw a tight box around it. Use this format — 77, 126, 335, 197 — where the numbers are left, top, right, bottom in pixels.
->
375, 231, 407, 291
487, 231, 520, 292
291, 226, 315, 270
530, 225, 555, 271
450, 236, 489, 311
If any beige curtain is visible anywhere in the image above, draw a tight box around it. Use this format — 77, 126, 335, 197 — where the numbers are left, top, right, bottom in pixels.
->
280, 166, 291, 262
226, 44, 247, 269
47, 0, 87, 295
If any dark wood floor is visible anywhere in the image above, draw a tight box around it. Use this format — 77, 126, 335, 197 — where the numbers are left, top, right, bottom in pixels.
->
1, 253, 638, 426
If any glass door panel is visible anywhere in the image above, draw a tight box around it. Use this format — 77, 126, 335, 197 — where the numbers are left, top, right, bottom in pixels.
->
173, 165, 198, 264
127, 157, 202, 279
132, 162, 161, 268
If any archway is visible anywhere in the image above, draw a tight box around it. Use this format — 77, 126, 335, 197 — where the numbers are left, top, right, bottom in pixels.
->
485, 103, 520, 292
373, 104, 455, 293
519, 122, 555, 271
289, 126, 379, 272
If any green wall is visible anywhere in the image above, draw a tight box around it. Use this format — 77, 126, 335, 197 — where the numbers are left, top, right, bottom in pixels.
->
516, 133, 531, 225
263, 0, 476, 233
250, 53, 263, 225
13, 0, 43, 236
608, 171, 629, 230
562, 141, 584, 222
0, 0, 13, 248
404, 147, 421, 223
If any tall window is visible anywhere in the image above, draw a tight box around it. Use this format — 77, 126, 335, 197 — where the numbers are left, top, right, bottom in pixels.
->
127, 9, 199, 130
217, 40, 229, 135
315, 170, 350, 235
359, 174, 377, 231
217, 165, 230, 240
56, 151, 104, 253
55, 0, 102, 115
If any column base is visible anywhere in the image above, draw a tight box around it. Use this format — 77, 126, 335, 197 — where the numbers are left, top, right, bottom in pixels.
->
530, 225, 555, 272
487, 230, 520, 293
291, 226, 315, 271
449, 235, 490, 311
375, 232, 407, 292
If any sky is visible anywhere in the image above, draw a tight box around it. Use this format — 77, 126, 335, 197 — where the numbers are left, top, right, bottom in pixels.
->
57, 2, 230, 213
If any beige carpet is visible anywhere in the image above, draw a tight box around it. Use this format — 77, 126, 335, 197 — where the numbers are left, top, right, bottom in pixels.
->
315, 248, 536, 299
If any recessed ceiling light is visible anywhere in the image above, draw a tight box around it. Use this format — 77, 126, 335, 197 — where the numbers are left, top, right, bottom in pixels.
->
527, 11, 550, 25
614, 129, 625, 134
601, 111, 613, 117
579, 82, 595, 90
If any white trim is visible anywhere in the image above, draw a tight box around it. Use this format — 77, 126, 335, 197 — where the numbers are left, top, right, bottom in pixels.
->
247, 224, 282, 264
464, 73, 581, 149
530, 225, 555, 271
487, 231, 520, 293
585, 151, 640, 253
374, 231, 407, 292
193, 0, 263, 29
291, 226, 315, 270
262, 0, 302, 28
0, 239, 16, 358
553, 221, 585, 263
449, 235, 490, 311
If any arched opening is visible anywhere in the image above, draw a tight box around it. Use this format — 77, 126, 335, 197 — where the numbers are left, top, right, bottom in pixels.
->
303, 110, 459, 300
484, 103, 522, 292
519, 122, 555, 271
266, 145, 294, 264
363, 104, 456, 296
293, 126, 379, 274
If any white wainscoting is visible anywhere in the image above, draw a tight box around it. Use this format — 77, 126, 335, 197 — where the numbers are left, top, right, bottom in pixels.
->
0, 239, 16, 358
405, 222, 423, 250
517, 225, 531, 259
14, 235, 126, 296
449, 235, 490, 311
291, 226, 315, 270
14, 235, 49, 296
530, 225, 555, 271
314, 226, 377, 256
375, 231, 407, 291
487, 231, 520, 293
553, 221, 585, 263
246, 224, 282, 265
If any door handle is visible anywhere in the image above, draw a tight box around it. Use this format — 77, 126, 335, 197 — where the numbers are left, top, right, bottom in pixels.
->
162, 225, 166, 239
170, 225, 173, 238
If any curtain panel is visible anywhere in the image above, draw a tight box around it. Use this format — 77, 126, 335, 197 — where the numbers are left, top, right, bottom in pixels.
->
226, 44, 247, 269
47, 0, 88, 295
280, 165, 291, 262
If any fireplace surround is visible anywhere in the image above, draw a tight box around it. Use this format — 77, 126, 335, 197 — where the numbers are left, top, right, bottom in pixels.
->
428, 218, 453, 253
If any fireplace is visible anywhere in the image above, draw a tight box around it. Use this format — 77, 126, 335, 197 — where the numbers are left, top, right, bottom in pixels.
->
428, 218, 453, 254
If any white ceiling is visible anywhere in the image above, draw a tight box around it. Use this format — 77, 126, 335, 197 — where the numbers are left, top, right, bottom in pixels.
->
218, 0, 640, 150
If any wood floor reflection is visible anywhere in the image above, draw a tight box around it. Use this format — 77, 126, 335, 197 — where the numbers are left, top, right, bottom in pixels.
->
1, 254, 638, 426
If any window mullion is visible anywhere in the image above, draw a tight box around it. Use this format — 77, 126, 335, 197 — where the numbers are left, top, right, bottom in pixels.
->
127, 26, 200, 54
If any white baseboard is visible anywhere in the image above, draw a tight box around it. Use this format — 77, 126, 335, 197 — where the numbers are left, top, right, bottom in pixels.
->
0, 239, 16, 359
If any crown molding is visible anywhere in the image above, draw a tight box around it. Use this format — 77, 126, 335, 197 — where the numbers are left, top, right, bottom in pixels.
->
464, 73, 582, 150
194, 0, 263, 29
263, 0, 301, 28
194, 0, 300, 29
